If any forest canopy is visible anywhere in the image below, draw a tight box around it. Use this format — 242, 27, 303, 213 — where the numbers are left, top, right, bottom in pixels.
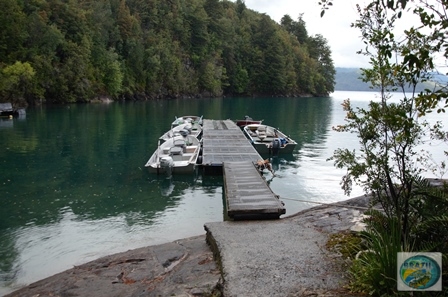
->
0, 0, 335, 105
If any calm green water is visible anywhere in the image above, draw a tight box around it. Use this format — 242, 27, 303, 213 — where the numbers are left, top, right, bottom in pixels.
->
0, 91, 444, 295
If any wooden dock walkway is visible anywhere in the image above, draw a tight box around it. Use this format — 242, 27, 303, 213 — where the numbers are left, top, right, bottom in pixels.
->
201, 119, 260, 174
223, 162, 285, 219
201, 119, 285, 219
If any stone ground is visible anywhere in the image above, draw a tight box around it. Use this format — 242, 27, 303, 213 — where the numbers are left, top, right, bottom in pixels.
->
5, 195, 371, 297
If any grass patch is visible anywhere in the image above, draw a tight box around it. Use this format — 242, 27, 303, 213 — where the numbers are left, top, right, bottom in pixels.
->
326, 231, 363, 259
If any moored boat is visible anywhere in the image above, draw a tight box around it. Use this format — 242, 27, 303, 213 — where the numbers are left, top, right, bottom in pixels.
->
243, 124, 297, 155
172, 115, 203, 128
145, 135, 201, 175
0, 103, 25, 118
159, 121, 202, 143
235, 115, 263, 127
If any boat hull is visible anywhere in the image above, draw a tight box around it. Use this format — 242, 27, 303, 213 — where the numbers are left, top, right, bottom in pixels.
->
146, 162, 196, 174
235, 120, 263, 127
235, 116, 263, 127
243, 124, 297, 155
252, 141, 296, 155
0, 103, 25, 118
145, 135, 201, 175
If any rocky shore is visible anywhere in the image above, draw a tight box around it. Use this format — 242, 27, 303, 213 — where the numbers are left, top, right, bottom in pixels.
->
5, 195, 371, 297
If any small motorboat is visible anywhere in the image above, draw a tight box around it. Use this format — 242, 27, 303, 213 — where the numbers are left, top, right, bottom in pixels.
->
159, 122, 202, 143
0, 103, 25, 118
145, 135, 201, 175
235, 115, 263, 127
243, 124, 297, 155
172, 115, 203, 128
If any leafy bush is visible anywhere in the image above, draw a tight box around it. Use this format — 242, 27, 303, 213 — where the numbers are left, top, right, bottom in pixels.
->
348, 214, 402, 296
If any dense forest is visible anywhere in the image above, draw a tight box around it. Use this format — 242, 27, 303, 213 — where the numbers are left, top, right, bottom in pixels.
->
0, 0, 335, 105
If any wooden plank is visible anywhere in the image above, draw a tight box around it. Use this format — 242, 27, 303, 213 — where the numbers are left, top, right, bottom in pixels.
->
223, 161, 285, 219
201, 119, 285, 219
201, 119, 261, 167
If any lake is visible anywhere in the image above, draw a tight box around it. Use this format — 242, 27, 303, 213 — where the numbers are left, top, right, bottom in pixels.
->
0, 91, 445, 295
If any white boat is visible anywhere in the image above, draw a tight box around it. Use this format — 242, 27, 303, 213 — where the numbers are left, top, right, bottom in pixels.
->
243, 124, 297, 155
145, 135, 201, 175
159, 122, 202, 143
172, 115, 203, 128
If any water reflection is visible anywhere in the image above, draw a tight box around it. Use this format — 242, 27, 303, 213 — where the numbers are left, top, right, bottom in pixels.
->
0, 118, 13, 129
1, 206, 171, 292
147, 173, 199, 197
158, 178, 175, 196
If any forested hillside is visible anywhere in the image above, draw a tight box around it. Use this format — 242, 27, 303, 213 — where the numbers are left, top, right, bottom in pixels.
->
334, 68, 368, 91
0, 0, 335, 105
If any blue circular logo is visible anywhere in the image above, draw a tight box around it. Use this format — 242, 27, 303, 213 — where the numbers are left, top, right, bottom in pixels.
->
400, 255, 441, 289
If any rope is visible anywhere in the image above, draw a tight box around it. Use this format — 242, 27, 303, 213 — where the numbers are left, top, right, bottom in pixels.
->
279, 196, 379, 211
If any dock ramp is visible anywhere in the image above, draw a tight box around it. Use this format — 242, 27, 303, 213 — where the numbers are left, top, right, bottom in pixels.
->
223, 161, 285, 219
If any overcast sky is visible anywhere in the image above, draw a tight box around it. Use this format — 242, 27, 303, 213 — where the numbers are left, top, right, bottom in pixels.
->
241, 0, 371, 68
237, 1, 447, 73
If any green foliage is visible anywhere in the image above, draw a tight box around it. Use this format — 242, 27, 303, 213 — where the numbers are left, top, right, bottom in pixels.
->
199, 58, 223, 96
0, 0, 28, 63
232, 64, 249, 94
331, 0, 447, 243
102, 51, 123, 96
307, 34, 335, 94
318, 0, 333, 17
0, 0, 335, 103
329, 1, 448, 295
0, 61, 37, 105
280, 14, 308, 44
2, 62, 35, 88
360, 0, 447, 114
347, 182, 448, 296
348, 214, 403, 296
326, 231, 363, 259
323, 0, 448, 111
408, 177, 448, 252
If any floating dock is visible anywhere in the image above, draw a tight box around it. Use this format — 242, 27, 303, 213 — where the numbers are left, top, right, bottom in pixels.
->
201, 119, 285, 219
223, 161, 285, 219
201, 119, 261, 174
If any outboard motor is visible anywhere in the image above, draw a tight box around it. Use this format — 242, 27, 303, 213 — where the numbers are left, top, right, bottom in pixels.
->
160, 156, 174, 177
271, 138, 281, 156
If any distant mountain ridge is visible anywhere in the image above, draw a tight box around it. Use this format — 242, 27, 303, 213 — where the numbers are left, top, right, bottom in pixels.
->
335, 67, 447, 92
